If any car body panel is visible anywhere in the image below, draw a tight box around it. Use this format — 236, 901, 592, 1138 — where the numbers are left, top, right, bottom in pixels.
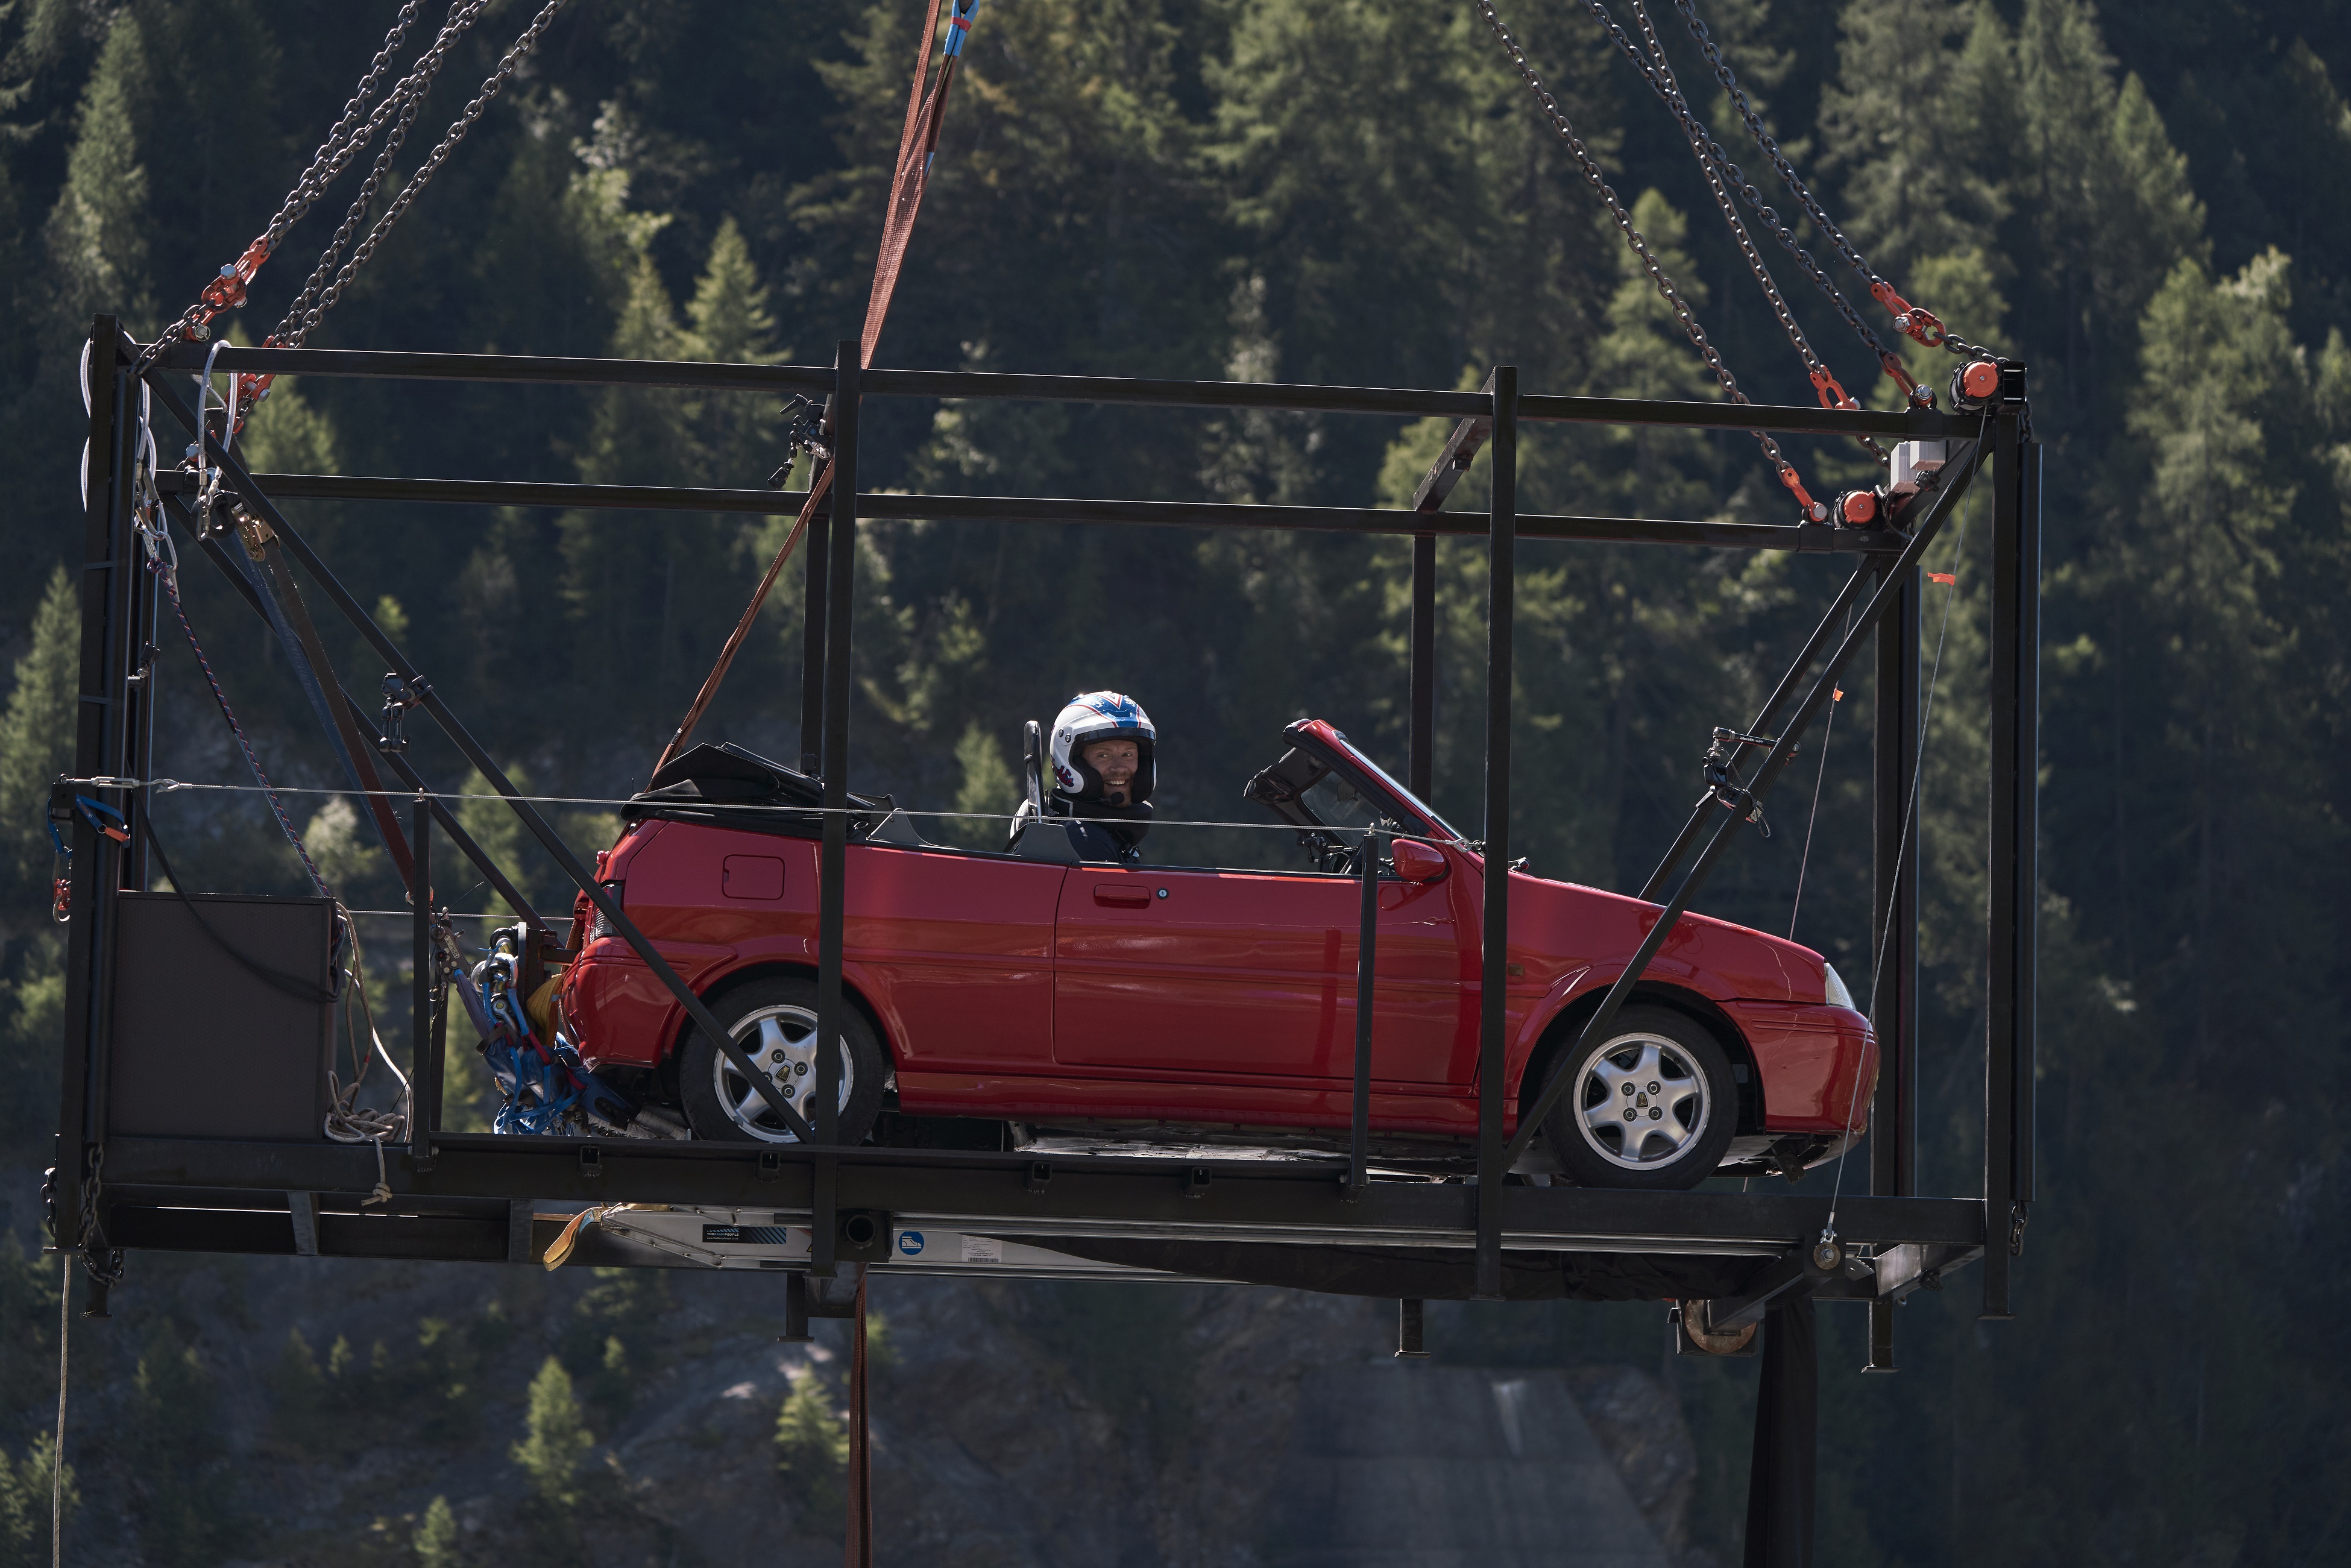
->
558, 722, 1875, 1156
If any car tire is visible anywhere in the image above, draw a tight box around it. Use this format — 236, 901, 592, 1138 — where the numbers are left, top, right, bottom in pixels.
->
1539, 1006, 1738, 1190
678, 976, 887, 1146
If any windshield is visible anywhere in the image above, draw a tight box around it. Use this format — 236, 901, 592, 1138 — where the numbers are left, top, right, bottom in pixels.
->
1332, 740, 1462, 842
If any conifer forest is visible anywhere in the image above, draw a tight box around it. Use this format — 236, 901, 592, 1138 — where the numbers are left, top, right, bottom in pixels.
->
0, 0, 2347, 1563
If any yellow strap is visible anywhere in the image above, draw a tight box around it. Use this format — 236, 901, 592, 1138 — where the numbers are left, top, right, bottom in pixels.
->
541, 1206, 603, 1271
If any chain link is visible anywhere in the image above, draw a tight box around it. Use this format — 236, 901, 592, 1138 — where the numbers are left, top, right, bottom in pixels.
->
1669, 0, 1992, 364
1593, 0, 1909, 439
272, 0, 499, 349
1477, 0, 1835, 520
137, 2, 428, 373
1476, 3, 1772, 455
1591, 1, 1889, 461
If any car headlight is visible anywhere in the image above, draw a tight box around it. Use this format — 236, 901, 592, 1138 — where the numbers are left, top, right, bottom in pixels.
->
1821, 962, 1855, 1011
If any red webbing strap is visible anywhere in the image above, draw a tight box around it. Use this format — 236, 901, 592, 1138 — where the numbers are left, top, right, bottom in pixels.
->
863, 2, 957, 364
651, 461, 834, 776
843, 1270, 872, 1567
652, 1, 949, 777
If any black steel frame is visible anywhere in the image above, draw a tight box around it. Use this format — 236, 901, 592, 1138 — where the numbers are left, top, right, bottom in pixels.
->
57, 321, 2037, 1347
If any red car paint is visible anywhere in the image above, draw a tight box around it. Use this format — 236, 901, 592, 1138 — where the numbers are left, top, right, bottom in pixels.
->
559, 722, 1875, 1153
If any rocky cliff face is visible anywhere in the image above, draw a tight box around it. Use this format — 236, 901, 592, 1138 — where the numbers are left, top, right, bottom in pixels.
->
13, 1231, 1702, 1567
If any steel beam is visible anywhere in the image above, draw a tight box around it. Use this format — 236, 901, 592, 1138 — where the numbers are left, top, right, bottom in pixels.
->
1475, 367, 1516, 1299
813, 341, 863, 1273
167, 506, 553, 940
94, 1135, 1989, 1256
139, 371, 822, 1145
147, 340, 1973, 436
1408, 533, 1437, 800
1868, 554, 1921, 1369
1983, 399, 2039, 1320
1505, 440, 1987, 1169
799, 509, 831, 776
57, 316, 132, 1286
148, 470, 1908, 555
1348, 828, 1379, 1197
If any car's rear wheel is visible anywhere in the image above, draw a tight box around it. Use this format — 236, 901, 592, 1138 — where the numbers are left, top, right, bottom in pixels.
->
1540, 1006, 1737, 1189
678, 977, 886, 1145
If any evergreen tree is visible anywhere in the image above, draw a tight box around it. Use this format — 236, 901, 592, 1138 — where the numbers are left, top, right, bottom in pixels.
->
0, 1434, 75, 1568
512, 1355, 594, 1511
773, 1370, 847, 1517
0, 563, 74, 910
122, 1323, 247, 1563
950, 719, 1016, 849
414, 1494, 461, 1567
40, 8, 151, 335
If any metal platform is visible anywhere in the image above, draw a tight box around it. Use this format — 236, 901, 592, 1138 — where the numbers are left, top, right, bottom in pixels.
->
55, 321, 2036, 1358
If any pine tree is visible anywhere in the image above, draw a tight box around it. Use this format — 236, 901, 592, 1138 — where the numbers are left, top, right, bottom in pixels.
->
40, 8, 151, 333
0, 1434, 76, 1568
773, 1370, 847, 1516
454, 766, 543, 918
123, 1324, 247, 1563
512, 1356, 594, 1511
413, 1494, 461, 1567
0, 563, 75, 906
684, 215, 785, 485
951, 719, 1016, 848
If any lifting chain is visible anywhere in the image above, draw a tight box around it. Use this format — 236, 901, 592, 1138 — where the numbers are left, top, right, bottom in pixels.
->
1667, 0, 1996, 365
1588, 0, 1892, 459
233, 0, 570, 430
137, 1, 429, 373
1474, 0, 1830, 521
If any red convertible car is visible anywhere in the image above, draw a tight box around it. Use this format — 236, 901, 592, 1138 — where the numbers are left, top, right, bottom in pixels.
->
555, 720, 1875, 1189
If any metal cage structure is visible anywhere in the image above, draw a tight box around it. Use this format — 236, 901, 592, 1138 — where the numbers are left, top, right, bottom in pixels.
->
54, 318, 2039, 1376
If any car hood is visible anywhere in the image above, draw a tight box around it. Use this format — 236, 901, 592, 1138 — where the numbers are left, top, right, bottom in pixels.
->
1497, 863, 1834, 1004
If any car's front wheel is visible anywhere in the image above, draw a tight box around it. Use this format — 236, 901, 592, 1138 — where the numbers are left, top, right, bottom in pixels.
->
678, 977, 886, 1145
1539, 1006, 1738, 1189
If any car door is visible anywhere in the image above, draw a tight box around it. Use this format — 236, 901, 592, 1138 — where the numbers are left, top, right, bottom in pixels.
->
1053, 861, 1467, 1083
846, 843, 1068, 1072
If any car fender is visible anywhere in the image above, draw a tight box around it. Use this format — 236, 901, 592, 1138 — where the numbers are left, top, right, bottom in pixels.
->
1506, 961, 1761, 1124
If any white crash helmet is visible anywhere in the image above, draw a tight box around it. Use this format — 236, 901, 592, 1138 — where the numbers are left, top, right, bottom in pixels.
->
1049, 691, 1156, 804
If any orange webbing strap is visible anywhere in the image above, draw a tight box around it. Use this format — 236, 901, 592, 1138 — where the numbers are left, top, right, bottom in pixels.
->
652, 0, 949, 778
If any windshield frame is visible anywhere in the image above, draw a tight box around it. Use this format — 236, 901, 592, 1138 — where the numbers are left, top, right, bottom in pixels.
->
1285, 720, 1464, 844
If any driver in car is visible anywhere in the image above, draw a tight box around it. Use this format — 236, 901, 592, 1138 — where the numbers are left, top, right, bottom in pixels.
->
1048, 691, 1155, 862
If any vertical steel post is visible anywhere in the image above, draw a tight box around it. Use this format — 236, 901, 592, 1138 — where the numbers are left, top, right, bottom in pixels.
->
2012, 436, 2041, 1222
122, 453, 160, 892
57, 320, 138, 1297
1866, 562, 1920, 1370
1348, 827, 1379, 1197
1408, 532, 1437, 802
412, 798, 436, 1161
1474, 367, 1515, 1299
813, 342, 859, 1275
799, 509, 831, 777
1983, 397, 2036, 1320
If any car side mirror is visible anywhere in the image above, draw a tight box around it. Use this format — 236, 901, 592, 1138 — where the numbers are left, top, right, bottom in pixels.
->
1390, 839, 1449, 884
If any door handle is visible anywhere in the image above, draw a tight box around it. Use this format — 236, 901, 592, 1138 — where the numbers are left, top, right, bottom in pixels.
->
1093, 884, 1153, 907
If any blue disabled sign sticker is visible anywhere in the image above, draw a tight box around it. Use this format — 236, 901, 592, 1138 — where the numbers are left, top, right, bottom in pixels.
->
896, 1230, 924, 1257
